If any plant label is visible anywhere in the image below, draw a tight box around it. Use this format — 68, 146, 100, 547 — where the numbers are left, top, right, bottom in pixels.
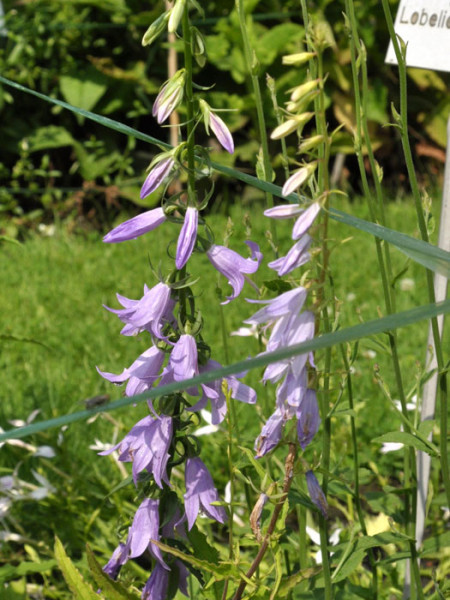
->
385, 0, 450, 72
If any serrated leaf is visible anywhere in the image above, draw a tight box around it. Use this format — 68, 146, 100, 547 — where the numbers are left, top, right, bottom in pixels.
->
151, 540, 240, 581
277, 567, 321, 597
54, 537, 98, 600
86, 545, 138, 600
187, 526, 220, 563
372, 431, 438, 456
238, 446, 270, 480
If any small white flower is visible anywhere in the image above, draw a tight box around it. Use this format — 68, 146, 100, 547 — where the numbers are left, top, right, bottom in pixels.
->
399, 278, 415, 291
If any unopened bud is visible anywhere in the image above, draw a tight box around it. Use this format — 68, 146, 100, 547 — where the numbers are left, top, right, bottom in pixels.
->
282, 162, 317, 196
192, 26, 206, 67
290, 79, 320, 102
152, 69, 186, 124
271, 112, 314, 140
168, 0, 186, 33
298, 135, 325, 154
282, 52, 316, 66
306, 471, 329, 518
142, 11, 170, 47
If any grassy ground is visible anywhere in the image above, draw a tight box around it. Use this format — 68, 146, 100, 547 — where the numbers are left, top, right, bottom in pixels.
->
0, 197, 447, 597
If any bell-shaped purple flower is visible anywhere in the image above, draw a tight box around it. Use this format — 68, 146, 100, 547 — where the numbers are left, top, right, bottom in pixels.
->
103, 207, 167, 244
188, 359, 257, 424
306, 470, 328, 518
297, 389, 320, 449
184, 457, 227, 530
105, 282, 174, 339
254, 408, 289, 458
207, 241, 262, 305
176, 206, 198, 270
128, 498, 168, 568
140, 157, 175, 200
142, 563, 168, 600
276, 369, 307, 409
245, 287, 307, 326
99, 414, 173, 488
97, 345, 165, 397
268, 234, 312, 276
264, 204, 305, 220
209, 111, 234, 154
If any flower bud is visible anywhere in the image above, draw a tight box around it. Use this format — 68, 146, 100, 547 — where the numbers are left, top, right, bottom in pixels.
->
142, 11, 170, 47
306, 471, 329, 518
282, 52, 316, 66
290, 79, 320, 102
298, 135, 325, 154
282, 162, 317, 197
168, 0, 186, 33
271, 112, 314, 140
199, 99, 234, 154
192, 26, 206, 68
152, 69, 186, 124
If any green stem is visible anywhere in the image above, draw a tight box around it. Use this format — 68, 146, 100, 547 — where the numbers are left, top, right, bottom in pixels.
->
182, 8, 196, 203
380, 0, 449, 513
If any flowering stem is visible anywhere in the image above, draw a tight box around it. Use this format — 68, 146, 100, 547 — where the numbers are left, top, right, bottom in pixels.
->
380, 0, 449, 514
232, 443, 297, 600
222, 387, 236, 600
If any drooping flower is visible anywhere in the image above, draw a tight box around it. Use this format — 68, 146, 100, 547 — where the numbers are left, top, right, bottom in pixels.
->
103, 542, 130, 580
183, 457, 227, 530
103, 207, 167, 244
282, 164, 316, 197
141, 561, 189, 600
187, 359, 257, 424
268, 234, 312, 276
99, 414, 173, 488
292, 202, 321, 240
176, 206, 198, 270
105, 282, 174, 339
140, 157, 175, 200
263, 204, 306, 220
127, 498, 169, 568
306, 471, 328, 518
254, 409, 285, 458
199, 98, 234, 154
296, 389, 320, 449
97, 345, 165, 397
245, 287, 308, 326
207, 241, 262, 305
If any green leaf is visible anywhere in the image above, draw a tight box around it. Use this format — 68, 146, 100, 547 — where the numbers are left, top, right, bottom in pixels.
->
277, 567, 322, 597
372, 431, 439, 456
1, 298, 450, 443
187, 526, 220, 564
26, 126, 74, 152
86, 545, 138, 600
151, 540, 240, 582
60, 69, 108, 112
54, 537, 98, 600
0, 560, 56, 585
421, 530, 450, 555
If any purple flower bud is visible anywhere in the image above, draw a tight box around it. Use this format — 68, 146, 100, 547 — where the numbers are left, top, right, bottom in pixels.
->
254, 409, 285, 458
207, 241, 262, 305
306, 470, 328, 518
176, 206, 198, 270
209, 111, 234, 154
142, 563, 168, 600
264, 204, 304, 220
152, 70, 185, 124
276, 369, 307, 409
140, 157, 175, 200
103, 207, 167, 243
297, 389, 320, 449
184, 457, 227, 530
268, 234, 312, 276
292, 202, 321, 240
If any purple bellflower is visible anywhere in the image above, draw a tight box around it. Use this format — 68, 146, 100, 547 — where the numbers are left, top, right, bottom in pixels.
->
296, 389, 320, 449
103, 542, 130, 580
264, 204, 305, 219
127, 498, 169, 568
152, 69, 185, 124
245, 287, 308, 326
97, 345, 165, 397
188, 359, 257, 424
268, 234, 312, 276
142, 561, 189, 600
207, 241, 262, 305
99, 414, 173, 488
209, 111, 234, 154
105, 282, 174, 339
140, 157, 175, 200
176, 206, 198, 270
263, 202, 320, 241
254, 409, 285, 458
184, 457, 227, 530
275, 369, 307, 409
306, 470, 329, 518
103, 207, 167, 244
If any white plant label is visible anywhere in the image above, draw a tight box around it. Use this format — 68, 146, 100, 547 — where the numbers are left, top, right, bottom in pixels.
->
385, 0, 450, 72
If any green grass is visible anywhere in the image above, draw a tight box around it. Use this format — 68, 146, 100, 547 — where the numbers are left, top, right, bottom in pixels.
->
0, 197, 447, 597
